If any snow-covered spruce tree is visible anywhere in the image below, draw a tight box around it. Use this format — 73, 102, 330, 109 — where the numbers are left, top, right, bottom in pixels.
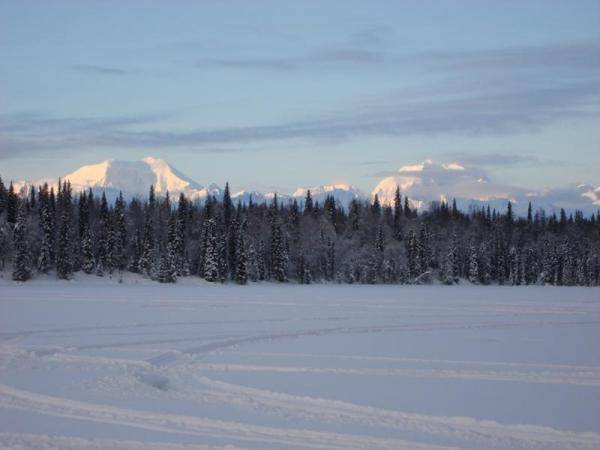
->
371, 194, 381, 219
6, 182, 18, 224
95, 193, 111, 276
270, 220, 287, 282
303, 190, 313, 215
441, 240, 457, 285
247, 243, 259, 282
523, 247, 538, 285
56, 210, 73, 280
175, 193, 188, 276
508, 246, 521, 286
382, 259, 396, 284
12, 205, 32, 281
468, 244, 479, 284
393, 186, 403, 241
139, 188, 156, 278
404, 196, 411, 218
326, 238, 335, 281
302, 258, 312, 284
257, 240, 267, 281
405, 228, 421, 280
348, 199, 360, 232
478, 242, 491, 285
0, 176, 7, 216
202, 218, 219, 282
128, 228, 142, 273
561, 240, 575, 286
324, 195, 337, 233
418, 225, 432, 272
55, 181, 74, 280
217, 231, 228, 283
540, 240, 555, 285
113, 192, 128, 272
589, 252, 600, 286
222, 182, 233, 228
81, 227, 95, 274
37, 193, 54, 274
297, 252, 307, 284
235, 223, 248, 285
227, 216, 239, 280
158, 215, 178, 283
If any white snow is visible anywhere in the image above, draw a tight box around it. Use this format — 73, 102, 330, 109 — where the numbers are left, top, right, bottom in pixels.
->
292, 184, 364, 209
1, 276, 599, 449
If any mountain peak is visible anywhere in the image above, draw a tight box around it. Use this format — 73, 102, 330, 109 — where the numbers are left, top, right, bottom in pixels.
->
59, 157, 204, 199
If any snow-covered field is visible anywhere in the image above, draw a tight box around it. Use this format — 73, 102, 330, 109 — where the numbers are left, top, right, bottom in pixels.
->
1, 276, 599, 449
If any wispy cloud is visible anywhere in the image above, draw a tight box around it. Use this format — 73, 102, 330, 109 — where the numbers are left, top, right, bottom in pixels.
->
198, 48, 384, 71
422, 40, 600, 71
2, 76, 599, 159
197, 39, 600, 74
441, 153, 553, 168
3, 39, 600, 159
200, 57, 297, 71
70, 64, 141, 76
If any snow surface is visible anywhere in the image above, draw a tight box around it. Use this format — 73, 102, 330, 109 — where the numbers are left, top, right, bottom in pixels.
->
1, 276, 599, 449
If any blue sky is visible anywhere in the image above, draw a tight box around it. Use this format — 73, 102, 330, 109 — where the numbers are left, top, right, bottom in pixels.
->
1, 0, 599, 193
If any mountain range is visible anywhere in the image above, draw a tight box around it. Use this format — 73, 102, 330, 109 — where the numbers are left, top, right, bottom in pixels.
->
11, 156, 600, 215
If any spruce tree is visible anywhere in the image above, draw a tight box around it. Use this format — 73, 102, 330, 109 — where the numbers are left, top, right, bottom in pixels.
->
175, 193, 188, 276
217, 232, 228, 283
247, 243, 259, 282
37, 196, 54, 274
223, 182, 233, 228
270, 221, 287, 282
7, 182, 18, 224
406, 228, 420, 279
96, 193, 111, 276
203, 218, 219, 282
235, 224, 248, 285
158, 218, 177, 284
139, 190, 156, 278
0, 176, 7, 216
227, 217, 239, 280
442, 235, 458, 285
371, 194, 381, 219
349, 199, 360, 232
12, 206, 32, 281
468, 244, 479, 284
55, 182, 73, 280
113, 192, 127, 272
303, 190, 313, 215
478, 242, 491, 285
81, 227, 95, 274
508, 246, 521, 285
257, 240, 267, 281
56, 210, 73, 279
393, 186, 402, 240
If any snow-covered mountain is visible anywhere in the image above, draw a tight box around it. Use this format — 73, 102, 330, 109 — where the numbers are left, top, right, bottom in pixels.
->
25, 157, 220, 201
292, 184, 365, 210
60, 157, 213, 200
371, 159, 600, 215
10, 156, 599, 214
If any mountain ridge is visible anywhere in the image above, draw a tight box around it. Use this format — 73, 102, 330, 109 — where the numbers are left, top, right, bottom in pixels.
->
9, 157, 600, 214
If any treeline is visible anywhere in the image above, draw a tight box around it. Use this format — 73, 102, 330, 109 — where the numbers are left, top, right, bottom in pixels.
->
1, 175, 600, 286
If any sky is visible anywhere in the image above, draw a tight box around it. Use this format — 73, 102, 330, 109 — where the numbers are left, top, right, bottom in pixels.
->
1, 0, 599, 194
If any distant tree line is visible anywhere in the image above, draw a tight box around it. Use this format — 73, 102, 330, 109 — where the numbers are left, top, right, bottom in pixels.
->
1, 175, 599, 286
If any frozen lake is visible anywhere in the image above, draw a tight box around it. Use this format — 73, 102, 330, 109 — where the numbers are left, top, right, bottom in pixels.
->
1, 276, 599, 449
